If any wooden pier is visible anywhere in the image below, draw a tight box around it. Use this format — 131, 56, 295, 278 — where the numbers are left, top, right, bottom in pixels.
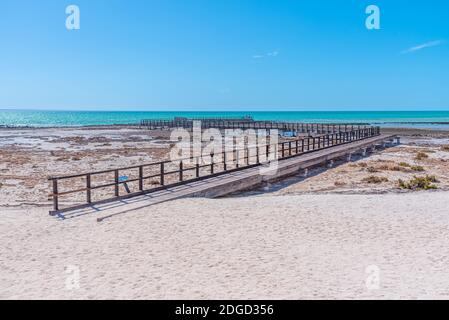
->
48, 126, 392, 217
140, 118, 373, 135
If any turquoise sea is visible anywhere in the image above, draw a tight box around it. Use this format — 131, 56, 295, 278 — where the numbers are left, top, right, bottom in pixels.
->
1, 110, 449, 129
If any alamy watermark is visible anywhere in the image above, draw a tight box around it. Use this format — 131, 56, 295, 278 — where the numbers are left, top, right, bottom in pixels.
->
169, 121, 280, 176
64, 5, 379, 31
66, 5, 80, 30
365, 265, 381, 290
365, 5, 381, 30
65, 264, 80, 290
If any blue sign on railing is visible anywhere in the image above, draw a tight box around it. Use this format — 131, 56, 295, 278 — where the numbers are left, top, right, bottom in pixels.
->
282, 131, 296, 137
118, 176, 129, 182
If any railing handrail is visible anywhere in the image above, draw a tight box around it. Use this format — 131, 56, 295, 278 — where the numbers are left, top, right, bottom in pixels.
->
48, 126, 380, 214
48, 127, 378, 181
140, 119, 372, 128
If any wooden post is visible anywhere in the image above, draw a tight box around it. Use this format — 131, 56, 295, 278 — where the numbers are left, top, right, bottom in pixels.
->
138, 166, 143, 191
86, 174, 91, 204
256, 146, 260, 164
223, 151, 227, 171
195, 158, 200, 178
160, 162, 165, 185
52, 179, 59, 211
179, 161, 183, 181
114, 170, 119, 197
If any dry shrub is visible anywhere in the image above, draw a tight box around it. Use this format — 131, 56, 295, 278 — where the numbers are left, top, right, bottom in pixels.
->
362, 176, 389, 184
415, 152, 429, 161
358, 162, 368, 168
366, 166, 378, 173
378, 164, 390, 171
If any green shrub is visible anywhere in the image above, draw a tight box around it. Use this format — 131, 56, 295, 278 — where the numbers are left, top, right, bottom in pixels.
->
398, 175, 438, 190
398, 162, 411, 167
410, 165, 425, 172
378, 163, 402, 171
362, 176, 389, 184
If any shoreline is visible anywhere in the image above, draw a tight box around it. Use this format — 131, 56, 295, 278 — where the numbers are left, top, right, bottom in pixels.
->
0, 121, 449, 134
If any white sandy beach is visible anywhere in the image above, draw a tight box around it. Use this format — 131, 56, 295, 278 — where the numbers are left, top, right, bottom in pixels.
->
1, 126, 449, 299
1, 192, 449, 300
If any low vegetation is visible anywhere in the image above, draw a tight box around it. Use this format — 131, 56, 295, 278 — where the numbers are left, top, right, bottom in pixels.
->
441, 145, 449, 152
362, 176, 389, 184
358, 162, 368, 168
415, 152, 429, 161
366, 166, 378, 173
378, 164, 401, 171
410, 165, 425, 172
398, 175, 438, 190
359, 161, 425, 173
398, 162, 411, 168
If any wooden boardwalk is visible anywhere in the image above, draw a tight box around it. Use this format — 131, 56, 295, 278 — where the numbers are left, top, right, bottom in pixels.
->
141, 118, 373, 135
55, 134, 396, 221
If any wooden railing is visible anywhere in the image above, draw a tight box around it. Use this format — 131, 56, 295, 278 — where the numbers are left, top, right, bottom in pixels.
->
48, 127, 380, 215
140, 119, 372, 134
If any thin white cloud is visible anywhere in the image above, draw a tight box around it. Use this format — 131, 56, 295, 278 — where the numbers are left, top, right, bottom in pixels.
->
252, 50, 280, 59
401, 40, 445, 54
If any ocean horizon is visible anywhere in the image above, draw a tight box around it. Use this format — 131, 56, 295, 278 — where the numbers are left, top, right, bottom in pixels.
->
1, 109, 449, 130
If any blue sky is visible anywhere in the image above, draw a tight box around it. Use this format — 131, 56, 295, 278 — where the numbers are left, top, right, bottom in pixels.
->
0, 0, 448, 111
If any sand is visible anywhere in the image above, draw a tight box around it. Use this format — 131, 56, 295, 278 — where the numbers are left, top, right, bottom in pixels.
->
1, 192, 449, 300
1, 126, 449, 299
0, 126, 172, 206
